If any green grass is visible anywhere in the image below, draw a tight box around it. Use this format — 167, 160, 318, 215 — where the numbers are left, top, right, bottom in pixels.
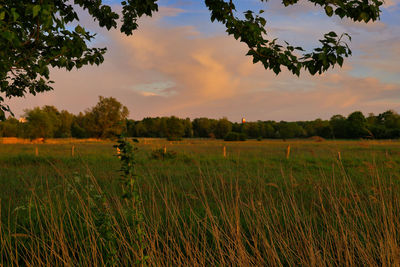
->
0, 139, 400, 265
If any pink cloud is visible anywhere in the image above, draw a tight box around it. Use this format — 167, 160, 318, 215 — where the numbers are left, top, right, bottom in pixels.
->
5, 4, 400, 122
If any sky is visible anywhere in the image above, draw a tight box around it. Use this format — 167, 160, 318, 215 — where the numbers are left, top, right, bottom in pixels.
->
7, 0, 400, 122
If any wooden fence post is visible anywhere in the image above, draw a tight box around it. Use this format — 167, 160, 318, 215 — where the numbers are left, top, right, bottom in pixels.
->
286, 145, 291, 159
35, 146, 38, 156
223, 146, 226, 158
71, 145, 75, 157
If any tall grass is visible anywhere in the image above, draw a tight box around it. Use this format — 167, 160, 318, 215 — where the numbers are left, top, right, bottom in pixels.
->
1, 140, 400, 265
0, 169, 145, 266
1, 158, 399, 265
141, 158, 400, 266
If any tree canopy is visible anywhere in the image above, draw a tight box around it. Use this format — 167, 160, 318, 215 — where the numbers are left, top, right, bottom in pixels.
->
0, 0, 384, 116
2, 99, 400, 140
84, 96, 129, 138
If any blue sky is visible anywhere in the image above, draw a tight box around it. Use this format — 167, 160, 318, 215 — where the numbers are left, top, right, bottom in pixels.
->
8, 0, 400, 121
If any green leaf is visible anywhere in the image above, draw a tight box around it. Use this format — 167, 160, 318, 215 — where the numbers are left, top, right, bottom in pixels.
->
75, 25, 85, 34
1, 31, 14, 41
325, 6, 333, 17
337, 56, 344, 67
359, 12, 369, 22
11, 8, 19, 22
259, 17, 266, 27
32, 5, 41, 18
327, 31, 337, 37
0, 11, 5, 21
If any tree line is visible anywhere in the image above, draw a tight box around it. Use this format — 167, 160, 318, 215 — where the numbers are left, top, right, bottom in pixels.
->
0, 96, 399, 140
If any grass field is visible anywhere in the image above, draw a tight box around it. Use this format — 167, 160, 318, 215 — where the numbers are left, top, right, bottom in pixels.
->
1, 138, 400, 266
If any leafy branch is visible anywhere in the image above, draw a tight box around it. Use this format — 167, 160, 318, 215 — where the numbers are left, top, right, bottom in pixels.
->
205, 0, 382, 75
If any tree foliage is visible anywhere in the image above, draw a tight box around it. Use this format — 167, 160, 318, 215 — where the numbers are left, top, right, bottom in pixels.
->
84, 96, 129, 138
0, 0, 384, 115
2, 97, 400, 140
24, 106, 59, 139
214, 117, 232, 139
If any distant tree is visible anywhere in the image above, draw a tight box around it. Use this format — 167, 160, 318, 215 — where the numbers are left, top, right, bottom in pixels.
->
25, 107, 58, 139
347, 111, 368, 138
263, 122, 276, 138
85, 96, 129, 138
277, 121, 304, 140
71, 112, 89, 138
214, 117, 232, 139
374, 110, 400, 138
142, 117, 161, 137
165, 116, 185, 140
193, 118, 215, 138
0, 117, 21, 137
133, 121, 148, 137
183, 118, 193, 138
379, 110, 400, 129
42, 105, 61, 133
255, 121, 266, 138
366, 113, 377, 125
55, 110, 75, 138
126, 119, 136, 137
71, 123, 87, 138
330, 114, 348, 138
308, 119, 331, 138
231, 122, 241, 133
42, 105, 60, 116
242, 122, 261, 139
159, 118, 168, 138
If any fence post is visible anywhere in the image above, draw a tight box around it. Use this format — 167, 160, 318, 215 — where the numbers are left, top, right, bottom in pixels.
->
286, 145, 291, 159
71, 145, 75, 157
35, 146, 38, 156
223, 146, 226, 158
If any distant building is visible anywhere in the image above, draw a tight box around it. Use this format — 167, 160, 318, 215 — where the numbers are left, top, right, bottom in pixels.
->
19, 117, 27, 123
242, 117, 246, 124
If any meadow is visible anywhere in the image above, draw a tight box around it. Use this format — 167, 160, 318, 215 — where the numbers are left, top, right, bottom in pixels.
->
0, 138, 400, 266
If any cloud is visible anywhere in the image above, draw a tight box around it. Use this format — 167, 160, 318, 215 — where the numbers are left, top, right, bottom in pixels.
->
383, 0, 400, 8
335, 19, 387, 33
5, 2, 400, 122
130, 81, 177, 97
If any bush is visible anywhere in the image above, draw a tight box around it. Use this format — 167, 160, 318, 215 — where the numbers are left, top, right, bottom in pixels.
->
224, 132, 246, 141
